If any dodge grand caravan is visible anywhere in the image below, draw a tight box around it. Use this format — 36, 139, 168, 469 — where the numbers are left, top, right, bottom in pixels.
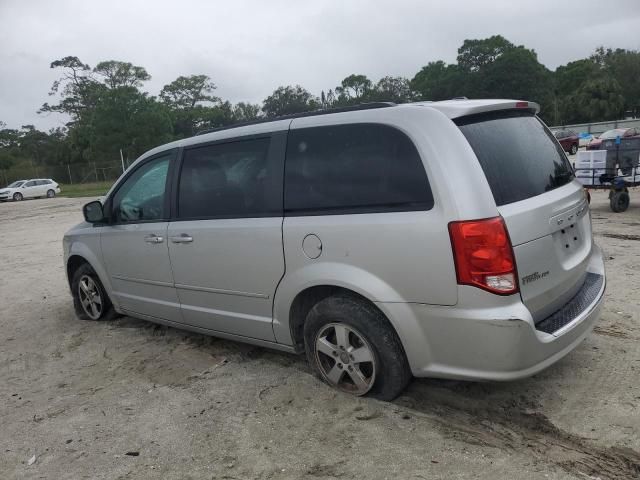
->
63, 99, 605, 400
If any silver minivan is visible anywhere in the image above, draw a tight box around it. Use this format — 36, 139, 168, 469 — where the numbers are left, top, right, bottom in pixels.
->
63, 99, 605, 400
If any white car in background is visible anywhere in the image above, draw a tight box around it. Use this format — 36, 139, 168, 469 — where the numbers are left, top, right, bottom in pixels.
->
0, 179, 61, 201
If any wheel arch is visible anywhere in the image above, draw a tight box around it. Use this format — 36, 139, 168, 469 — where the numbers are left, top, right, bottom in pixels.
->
66, 254, 89, 289
65, 243, 118, 310
278, 283, 409, 360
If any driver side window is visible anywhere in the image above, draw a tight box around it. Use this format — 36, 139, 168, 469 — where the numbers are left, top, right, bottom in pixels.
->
112, 154, 171, 223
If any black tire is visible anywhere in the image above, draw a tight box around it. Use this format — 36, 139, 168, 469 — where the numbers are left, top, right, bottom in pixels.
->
570, 144, 578, 155
71, 263, 116, 321
610, 191, 630, 213
13, 192, 23, 201
304, 294, 412, 401
46, 189, 56, 198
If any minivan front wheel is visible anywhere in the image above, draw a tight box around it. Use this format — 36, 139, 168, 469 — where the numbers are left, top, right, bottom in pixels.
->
13, 192, 23, 201
71, 263, 115, 321
304, 295, 412, 401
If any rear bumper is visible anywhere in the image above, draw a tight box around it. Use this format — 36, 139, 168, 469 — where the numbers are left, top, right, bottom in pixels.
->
379, 244, 605, 381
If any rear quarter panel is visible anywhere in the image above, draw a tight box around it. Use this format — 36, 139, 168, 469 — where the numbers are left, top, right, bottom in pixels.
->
273, 106, 501, 345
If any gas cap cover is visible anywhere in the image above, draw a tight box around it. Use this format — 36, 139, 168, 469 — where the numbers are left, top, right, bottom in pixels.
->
302, 234, 322, 259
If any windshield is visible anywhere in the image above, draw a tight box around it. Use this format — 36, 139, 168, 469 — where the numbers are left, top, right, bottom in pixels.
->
8, 181, 25, 188
456, 110, 574, 206
600, 129, 626, 139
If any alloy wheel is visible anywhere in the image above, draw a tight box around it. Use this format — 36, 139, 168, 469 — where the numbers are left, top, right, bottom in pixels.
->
78, 275, 103, 320
314, 322, 376, 395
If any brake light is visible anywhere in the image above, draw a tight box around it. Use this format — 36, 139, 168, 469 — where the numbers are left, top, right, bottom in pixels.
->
515, 101, 529, 108
448, 217, 518, 295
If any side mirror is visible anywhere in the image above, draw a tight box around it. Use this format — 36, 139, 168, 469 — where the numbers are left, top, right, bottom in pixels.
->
83, 200, 105, 223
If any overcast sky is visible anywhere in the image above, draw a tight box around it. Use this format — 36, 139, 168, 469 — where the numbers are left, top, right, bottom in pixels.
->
1, 0, 638, 130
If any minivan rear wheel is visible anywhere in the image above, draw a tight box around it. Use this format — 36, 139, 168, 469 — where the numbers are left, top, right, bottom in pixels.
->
46, 189, 56, 198
71, 263, 116, 321
304, 295, 412, 401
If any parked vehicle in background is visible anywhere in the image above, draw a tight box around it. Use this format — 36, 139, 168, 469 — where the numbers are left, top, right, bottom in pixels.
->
63, 99, 605, 400
578, 132, 594, 148
0, 179, 61, 201
552, 129, 580, 154
587, 128, 640, 150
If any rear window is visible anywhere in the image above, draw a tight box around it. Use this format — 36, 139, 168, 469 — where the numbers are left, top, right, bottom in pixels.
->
285, 123, 433, 215
456, 111, 574, 206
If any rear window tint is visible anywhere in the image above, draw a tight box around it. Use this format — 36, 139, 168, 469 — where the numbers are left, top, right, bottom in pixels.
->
285, 123, 433, 215
456, 111, 574, 206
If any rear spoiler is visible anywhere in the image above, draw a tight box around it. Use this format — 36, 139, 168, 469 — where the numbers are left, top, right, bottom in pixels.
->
425, 99, 540, 120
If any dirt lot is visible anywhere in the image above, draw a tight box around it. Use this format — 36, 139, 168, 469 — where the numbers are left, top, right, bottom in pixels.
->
1, 192, 639, 480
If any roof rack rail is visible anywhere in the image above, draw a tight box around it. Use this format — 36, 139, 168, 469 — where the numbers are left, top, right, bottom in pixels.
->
195, 102, 396, 136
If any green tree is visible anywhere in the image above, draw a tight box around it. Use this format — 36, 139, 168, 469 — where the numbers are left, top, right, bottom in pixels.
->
87, 87, 173, 162
560, 76, 624, 124
18, 125, 51, 165
39, 56, 103, 121
594, 47, 640, 115
335, 74, 372, 104
320, 89, 337, 109
411, 61, 466, 100
0, 125, 21, 171
160, 75, 219, 109
369, 76, 414, 103
232, 102, 261, 122
475, 48, 554, 120
457, 35, 516, 72
555, 59, 599, 97
262, 85, 319, 117
160, 75, 221, 137
93, 61, 151, 89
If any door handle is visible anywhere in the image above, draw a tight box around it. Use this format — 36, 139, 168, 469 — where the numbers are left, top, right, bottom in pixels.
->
170, 233, 193, 244
144, 234, 164, 244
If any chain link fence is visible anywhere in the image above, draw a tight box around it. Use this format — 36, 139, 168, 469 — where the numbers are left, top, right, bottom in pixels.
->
1, 159, 131, 187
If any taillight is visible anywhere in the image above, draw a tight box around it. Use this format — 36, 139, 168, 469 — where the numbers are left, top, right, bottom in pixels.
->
448, 217, 519, 295
515, 101, 529, 108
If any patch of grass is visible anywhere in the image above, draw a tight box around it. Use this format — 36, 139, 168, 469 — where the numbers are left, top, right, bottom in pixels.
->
59, 181, 114, 198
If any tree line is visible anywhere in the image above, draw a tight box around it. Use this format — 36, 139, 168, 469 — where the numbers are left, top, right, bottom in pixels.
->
1, 35, 639, 173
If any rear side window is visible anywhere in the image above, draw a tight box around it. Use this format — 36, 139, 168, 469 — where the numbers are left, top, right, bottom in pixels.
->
457, 111, 574, 206
178, 137, 280, 219
285, 123, 433, 215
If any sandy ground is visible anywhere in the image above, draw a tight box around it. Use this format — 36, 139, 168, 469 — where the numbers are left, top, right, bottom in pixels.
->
0, 191, 639, 480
